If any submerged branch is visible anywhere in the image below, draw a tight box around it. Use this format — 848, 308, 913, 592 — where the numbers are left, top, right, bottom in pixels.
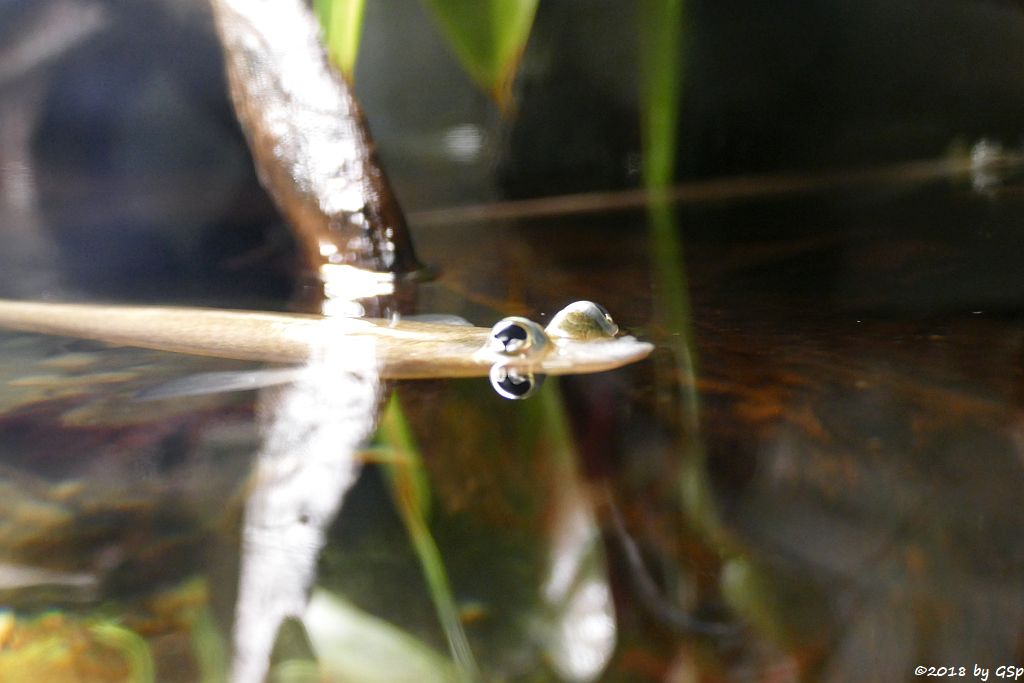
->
409, 153, 1023, 227
209, 0, 422, 280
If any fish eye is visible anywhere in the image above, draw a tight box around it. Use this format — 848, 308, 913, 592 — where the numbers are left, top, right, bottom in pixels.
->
488, 317, 548, 357
592, 302, 614, 325
545, 301, 619, 340
489, 365, 545, 400
494, 321, 528, 351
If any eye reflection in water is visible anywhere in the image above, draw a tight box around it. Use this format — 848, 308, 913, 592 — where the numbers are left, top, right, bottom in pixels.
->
489, 365, 545, 400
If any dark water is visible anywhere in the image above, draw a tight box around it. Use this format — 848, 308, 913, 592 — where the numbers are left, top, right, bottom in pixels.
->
4, 1, 1024, 682
3, 179, 1024, 681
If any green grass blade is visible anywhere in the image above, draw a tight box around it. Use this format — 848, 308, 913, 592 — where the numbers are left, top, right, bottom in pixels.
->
638, 0, 698, 439
639, 0, 684, 189
421, 0, 539, 105
378, 395, 480, 683
638, 1, 723, 536
314, 0, 366, 80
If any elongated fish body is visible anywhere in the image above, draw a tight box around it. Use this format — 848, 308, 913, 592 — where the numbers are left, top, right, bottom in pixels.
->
0, 300, 653, 380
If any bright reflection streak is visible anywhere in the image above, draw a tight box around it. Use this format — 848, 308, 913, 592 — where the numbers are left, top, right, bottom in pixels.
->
542, 485, 616, 682
0, 562, 96, 593
1, 163, 36, 210
441, 124, 484, 163
552, 579, 616, 680
231, 323, 380, 683
320, 264, 396, 318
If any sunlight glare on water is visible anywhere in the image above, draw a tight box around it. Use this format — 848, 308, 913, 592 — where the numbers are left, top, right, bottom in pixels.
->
232, 325, 380, 683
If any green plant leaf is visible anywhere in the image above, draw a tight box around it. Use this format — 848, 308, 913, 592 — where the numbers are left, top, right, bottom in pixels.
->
422, 0, 539, 105
314, 0, 366, 80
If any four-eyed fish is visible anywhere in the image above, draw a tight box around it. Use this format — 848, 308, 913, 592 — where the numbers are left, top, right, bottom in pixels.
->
0, 299, 653, 399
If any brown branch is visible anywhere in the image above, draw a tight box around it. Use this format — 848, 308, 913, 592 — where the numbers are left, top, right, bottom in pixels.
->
209, 0, 422, 278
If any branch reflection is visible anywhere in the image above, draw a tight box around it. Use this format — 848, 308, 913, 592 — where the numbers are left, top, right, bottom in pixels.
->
231, 269, 388, 683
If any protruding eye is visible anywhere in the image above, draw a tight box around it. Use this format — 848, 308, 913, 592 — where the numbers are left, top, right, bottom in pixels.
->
545, 301, 619, 340
494, 321, 528, 351
591, 302, 614, 325
488, 317, 548, 357
489, 365, 545, 400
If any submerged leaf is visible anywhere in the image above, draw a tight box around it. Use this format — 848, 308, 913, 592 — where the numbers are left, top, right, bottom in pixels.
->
305, 589, 457, 683
422, 0, 539, 105
314, 0, 366, 79
89, 622, 155, 683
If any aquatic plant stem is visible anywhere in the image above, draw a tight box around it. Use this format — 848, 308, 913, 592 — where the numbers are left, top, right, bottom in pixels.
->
648, 202, 700, 432
639, 0, 683, 189
379, 395, 480, 683
649, 203, 729, 541
637, 4, 789, 642
638, 0, 701, 463
639, 0, 729, 543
